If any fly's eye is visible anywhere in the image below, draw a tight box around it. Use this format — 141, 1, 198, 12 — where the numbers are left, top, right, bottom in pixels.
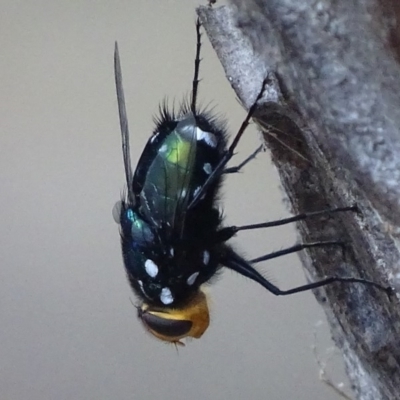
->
140, 311, 193, 339
138, 290, 210, 345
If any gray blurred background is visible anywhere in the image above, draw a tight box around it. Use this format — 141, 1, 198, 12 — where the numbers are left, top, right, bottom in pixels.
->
0, 1, 349, 399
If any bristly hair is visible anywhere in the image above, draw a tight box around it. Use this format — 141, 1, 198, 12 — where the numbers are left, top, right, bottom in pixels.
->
120, 187, 128, 205
153, 98, 177, 126
152, 96, 228, 148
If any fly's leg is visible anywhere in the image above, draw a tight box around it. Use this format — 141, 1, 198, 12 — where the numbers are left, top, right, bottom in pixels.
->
189, 76, 269, 209
224, 145, 264, 174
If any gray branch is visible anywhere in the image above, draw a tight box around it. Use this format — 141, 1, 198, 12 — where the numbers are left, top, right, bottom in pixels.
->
197, 1, 400, 399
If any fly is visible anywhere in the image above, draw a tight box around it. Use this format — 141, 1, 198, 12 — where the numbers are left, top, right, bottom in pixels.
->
113, 19, 391, 346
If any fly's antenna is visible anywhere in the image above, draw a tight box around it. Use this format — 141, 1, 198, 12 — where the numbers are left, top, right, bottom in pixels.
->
190, 18, 202, 113
114, 42, 134, 204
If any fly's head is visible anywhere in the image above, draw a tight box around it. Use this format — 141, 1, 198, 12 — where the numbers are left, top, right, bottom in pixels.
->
137, 289, 210, 346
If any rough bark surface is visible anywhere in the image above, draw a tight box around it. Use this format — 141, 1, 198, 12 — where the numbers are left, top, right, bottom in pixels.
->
197, 2, 400, 399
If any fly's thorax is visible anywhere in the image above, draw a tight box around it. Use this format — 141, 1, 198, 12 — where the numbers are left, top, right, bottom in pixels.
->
138, 289, 210, 345
126, 242, 218, 307
115, 199, 221, 308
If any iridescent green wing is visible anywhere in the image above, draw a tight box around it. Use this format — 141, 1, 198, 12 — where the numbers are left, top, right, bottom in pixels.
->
139, 114, 197, 234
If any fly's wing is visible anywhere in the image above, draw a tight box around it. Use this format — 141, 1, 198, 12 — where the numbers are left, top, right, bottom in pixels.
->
114, 42, 134, 204
139, 114, 197, 235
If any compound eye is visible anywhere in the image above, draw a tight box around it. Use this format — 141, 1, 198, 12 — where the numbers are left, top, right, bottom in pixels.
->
140, 311, 193, 339
138, 291, 210, 344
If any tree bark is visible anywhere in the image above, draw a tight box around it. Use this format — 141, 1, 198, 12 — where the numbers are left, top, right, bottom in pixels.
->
197, 2, 400, 399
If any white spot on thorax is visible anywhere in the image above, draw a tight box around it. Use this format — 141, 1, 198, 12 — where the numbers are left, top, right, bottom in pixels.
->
187, 272, 199, 285
203, 250, 210, 265
160, 287, 174, 304
196, 127, 217, 147
145, 259, 159, 278
150, 132, 159, 143
203, 163, 212, 175
137, 280, 150, 299
159, 143, 168, 153
170, 247, 174, 257
193, 186, 206, 201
